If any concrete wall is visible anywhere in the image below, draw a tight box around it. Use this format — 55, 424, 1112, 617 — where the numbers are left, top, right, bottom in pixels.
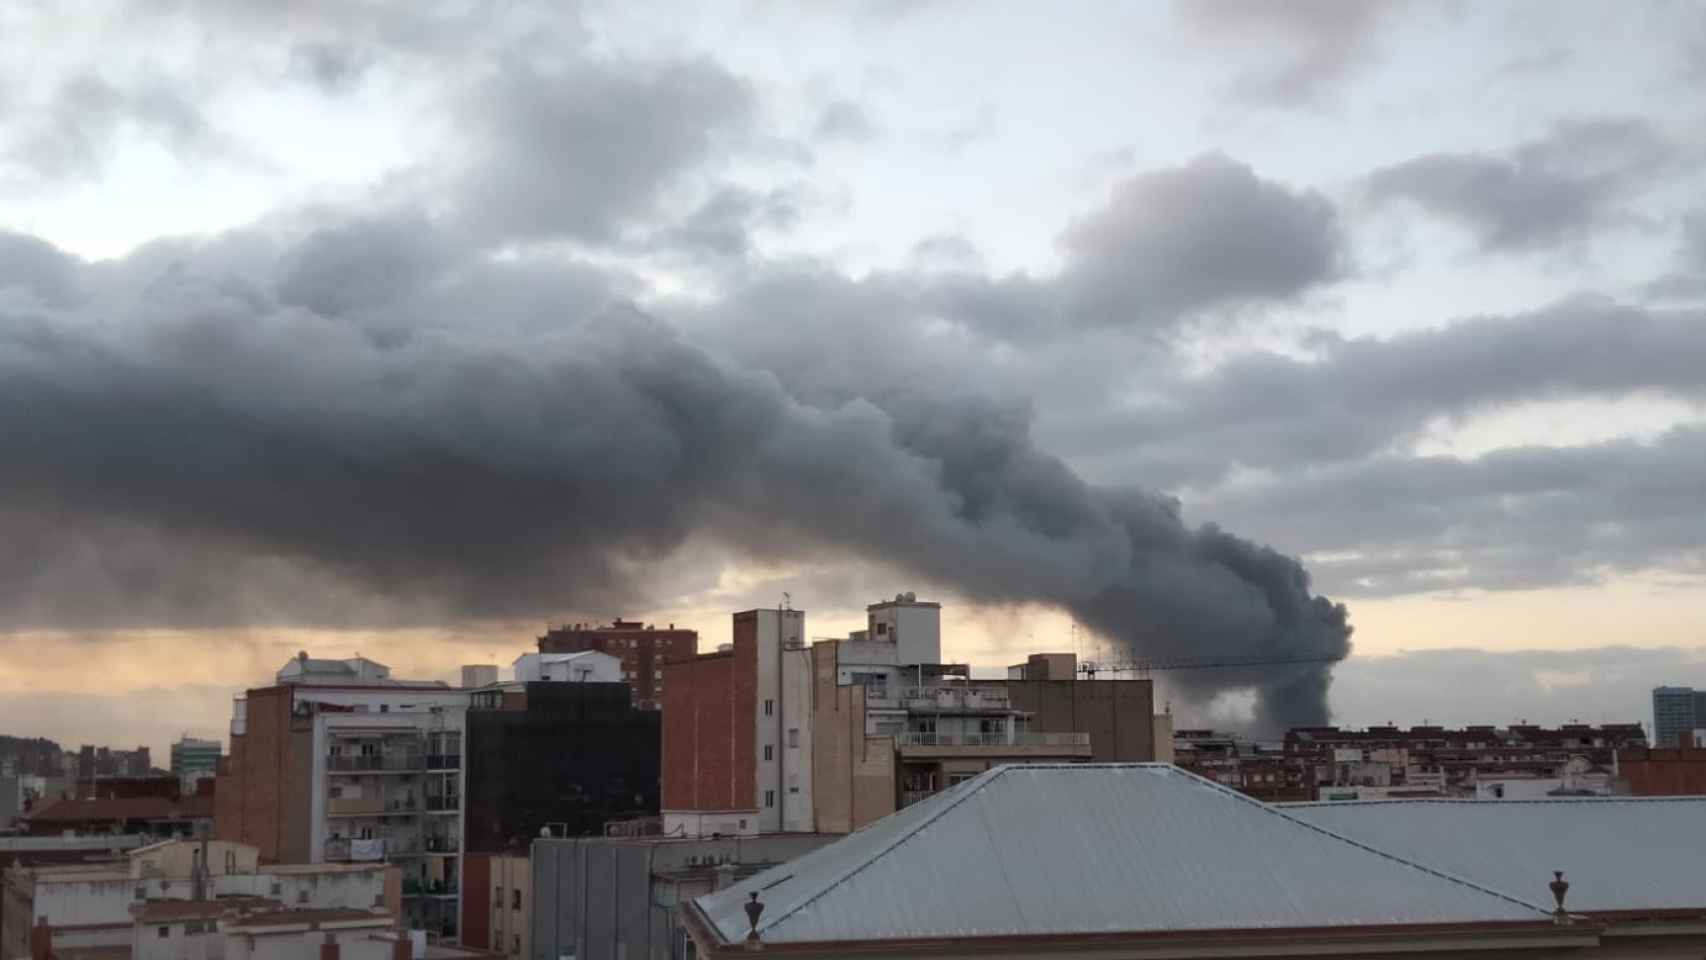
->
225, 927, 394, 960
1007, 679, 1155, 763
865, 601, 941, 666
810, 643, 897, 834
744, 609, 811, 834
132, 841, 260, 879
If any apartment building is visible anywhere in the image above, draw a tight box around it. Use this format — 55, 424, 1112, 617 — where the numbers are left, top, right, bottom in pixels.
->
537, 619, 698, 710
2, 838, 395, 960
661, 608, 813, 837
170, 737, 223, 794
1652, 685, 1706, 747
215, 655, 469, 941
663, 595, 1157, 837
460, 853, 528, 959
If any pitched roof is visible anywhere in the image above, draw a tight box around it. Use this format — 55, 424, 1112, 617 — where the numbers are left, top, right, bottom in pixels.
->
26, 796, 208, 823
224, 908, 392, 930
693, 764, 1550, 946
1282, 796, 1706, 914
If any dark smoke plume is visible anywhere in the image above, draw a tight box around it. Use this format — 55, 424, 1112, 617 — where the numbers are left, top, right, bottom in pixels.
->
0, 219, 1350, 730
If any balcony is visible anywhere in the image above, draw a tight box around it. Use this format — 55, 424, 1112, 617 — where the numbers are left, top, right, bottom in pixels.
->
423, 835, 460, 854
894, 731, 1091, 758
323, 838, 388, 861
326, 795, 419, 817
425, 754, 460, 771
328, 753, 423, 773
404, 879, 460, 898
423, 795, 459, 812
867, 686, 1013, 712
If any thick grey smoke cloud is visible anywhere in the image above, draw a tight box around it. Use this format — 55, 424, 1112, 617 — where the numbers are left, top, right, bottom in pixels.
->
0, 216, 1350, 730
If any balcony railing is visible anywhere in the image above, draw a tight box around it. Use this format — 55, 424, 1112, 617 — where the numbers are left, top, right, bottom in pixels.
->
424, 795, 459, 812
323, 838, 388, 861
328, 753, 423, 772
900, 789, 935, 807
423, 835, 460, 853
894, 732, 1090, 748
326, 795, 419, 816
425, 754, 460, 770
868, 686, 1013, 711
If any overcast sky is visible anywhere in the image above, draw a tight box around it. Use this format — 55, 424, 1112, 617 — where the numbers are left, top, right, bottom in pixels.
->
3, 0, 1705, 754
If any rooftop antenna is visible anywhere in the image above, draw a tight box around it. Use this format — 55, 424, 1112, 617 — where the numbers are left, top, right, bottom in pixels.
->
781, 592, 792, 611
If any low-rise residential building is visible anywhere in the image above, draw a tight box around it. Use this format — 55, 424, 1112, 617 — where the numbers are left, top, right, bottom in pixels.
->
216, 656, 469, 941
663, 596, 1158, 838
2, 839, 396, 960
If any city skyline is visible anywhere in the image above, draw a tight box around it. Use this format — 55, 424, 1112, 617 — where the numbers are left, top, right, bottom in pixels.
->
3, 2, 1706, 748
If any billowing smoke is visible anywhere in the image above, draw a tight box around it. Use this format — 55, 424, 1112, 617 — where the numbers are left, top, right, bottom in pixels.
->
0, 217, 1349, 730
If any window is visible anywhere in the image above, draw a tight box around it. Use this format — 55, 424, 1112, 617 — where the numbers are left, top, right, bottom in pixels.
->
788, 786, 799, 794
224, 851, 236, 872
763, 699, 774, 716
158, 927, 170, 939
185, 922, 203, 934
512, 890, 522, 910
135, 886, 146, 899
380, 704, 389, 713
764, 790, 775, 808
763, 745, 773, 762
513, 935, 521, 954
738, 819, 748, 830
787, 728, 799, 748
329, 785, 344, 798
493, 933, 502, 951
875, 622, 887, 636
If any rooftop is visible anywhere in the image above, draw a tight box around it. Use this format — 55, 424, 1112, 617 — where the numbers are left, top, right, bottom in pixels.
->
224, 908, 392, 930
1283, 796, 1706, 914
693, 764, 1550, 948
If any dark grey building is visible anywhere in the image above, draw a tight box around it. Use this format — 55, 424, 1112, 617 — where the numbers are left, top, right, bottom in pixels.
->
530, 833, 835, 960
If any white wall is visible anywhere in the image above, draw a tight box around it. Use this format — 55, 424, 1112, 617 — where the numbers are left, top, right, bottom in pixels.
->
866, 601, 941, 666
750, 609, 807, 833
661, 812, 758, 838
226, 927, 394, 960
512, 652, 622, 684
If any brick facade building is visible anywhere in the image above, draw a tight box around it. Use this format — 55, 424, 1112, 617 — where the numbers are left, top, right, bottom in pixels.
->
537, 620, 698, 710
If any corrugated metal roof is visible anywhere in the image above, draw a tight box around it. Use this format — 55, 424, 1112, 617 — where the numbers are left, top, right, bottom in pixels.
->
694, 764, 1549, 946
1283, 796, 1706, 913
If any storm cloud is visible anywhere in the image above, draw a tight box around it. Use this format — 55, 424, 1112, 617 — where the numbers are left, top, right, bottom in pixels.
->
1368, 118, 1676, 251
0, 218, 1349, 729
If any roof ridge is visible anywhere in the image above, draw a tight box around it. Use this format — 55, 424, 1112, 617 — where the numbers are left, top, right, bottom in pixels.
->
753, 764, 1018, 935
1159, 766, 1551, 915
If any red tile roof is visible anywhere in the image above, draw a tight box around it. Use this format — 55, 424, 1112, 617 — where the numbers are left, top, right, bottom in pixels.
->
25, 795, 210, 824
131, 898, 280, 922
225, 909, 392, 929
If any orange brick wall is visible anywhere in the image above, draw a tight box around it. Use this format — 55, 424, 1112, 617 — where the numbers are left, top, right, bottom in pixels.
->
661, 641, 756, 813
214, 686, 309, 863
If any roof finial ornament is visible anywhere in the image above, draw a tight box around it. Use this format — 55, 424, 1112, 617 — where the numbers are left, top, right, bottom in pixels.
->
1549, 870, 1571, 925
744, 890, 765, 947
